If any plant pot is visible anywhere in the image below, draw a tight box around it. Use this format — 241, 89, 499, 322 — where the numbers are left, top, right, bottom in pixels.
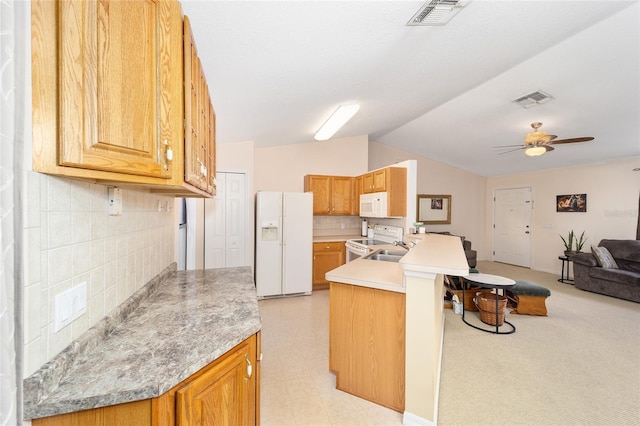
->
564, 250, 577, 257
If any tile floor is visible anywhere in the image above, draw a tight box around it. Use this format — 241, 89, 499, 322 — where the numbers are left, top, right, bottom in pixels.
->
258, 290, 404, 426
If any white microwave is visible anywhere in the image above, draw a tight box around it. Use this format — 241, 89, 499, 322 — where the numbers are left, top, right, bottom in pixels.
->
360, 192, 388, 218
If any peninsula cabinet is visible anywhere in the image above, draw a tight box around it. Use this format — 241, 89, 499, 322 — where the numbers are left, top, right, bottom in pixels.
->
313, 242, 346, 290
329, 282, 405, 412
32, 333, 260, 426
31, 0, 215, 197
304, 175, 353, 215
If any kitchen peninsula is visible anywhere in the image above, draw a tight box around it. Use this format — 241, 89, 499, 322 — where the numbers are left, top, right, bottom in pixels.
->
24, 265, 261, 425
327, 233, 469, 425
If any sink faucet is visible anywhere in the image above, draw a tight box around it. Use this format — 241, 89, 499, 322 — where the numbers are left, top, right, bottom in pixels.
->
393, 240, 413, 250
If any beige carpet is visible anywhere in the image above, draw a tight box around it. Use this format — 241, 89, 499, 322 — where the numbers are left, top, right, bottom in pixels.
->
438, 261, 640, 426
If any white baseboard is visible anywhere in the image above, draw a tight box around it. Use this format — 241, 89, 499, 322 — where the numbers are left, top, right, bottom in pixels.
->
403, 411, 435, 426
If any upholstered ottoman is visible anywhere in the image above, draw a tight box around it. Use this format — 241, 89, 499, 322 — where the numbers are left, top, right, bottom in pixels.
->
506, 280, 551, 316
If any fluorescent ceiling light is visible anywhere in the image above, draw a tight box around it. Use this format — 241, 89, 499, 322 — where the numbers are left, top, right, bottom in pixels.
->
525, 146, 546, 157
314, 105, 360, 141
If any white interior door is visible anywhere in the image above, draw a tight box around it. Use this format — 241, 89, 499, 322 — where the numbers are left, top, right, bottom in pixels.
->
204, 172, 247, 268
493, 187, 532, 267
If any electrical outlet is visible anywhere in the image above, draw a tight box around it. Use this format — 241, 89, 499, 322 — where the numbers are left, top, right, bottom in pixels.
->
108, 187, 122, 216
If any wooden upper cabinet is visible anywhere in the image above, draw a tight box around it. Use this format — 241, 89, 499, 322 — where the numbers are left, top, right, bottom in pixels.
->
304, 175, 331, 214
304, 175, 352, 215
331, 176, 353, 215
352, 175, 362, 215
362, 169, 387, 193
56, 0, 176, 178
184, 15, 216, 195
32, 1, 215, 197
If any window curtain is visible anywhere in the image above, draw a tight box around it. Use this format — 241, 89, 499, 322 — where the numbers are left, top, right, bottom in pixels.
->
1, 0, 25, 424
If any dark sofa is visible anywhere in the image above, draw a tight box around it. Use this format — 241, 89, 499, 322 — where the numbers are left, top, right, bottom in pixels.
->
571, 239, 640, 303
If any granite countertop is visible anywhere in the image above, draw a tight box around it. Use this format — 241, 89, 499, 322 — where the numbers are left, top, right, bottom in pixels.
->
23, 265, 262, 420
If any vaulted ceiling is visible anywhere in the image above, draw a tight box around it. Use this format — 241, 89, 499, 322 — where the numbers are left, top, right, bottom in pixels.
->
181, 0, 640, 176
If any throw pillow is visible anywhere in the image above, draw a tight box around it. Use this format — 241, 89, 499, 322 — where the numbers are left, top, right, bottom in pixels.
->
591, 245, 619, 269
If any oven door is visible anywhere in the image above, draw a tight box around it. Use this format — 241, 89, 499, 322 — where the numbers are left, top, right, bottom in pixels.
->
345, 242, 370, 262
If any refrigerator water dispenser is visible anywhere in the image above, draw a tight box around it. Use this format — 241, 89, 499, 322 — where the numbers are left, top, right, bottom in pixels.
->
261, 222, 279, 241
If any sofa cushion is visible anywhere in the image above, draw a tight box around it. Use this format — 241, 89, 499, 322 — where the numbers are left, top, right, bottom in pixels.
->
589, 267, 640, 286
591, 245, 619, 269
600, 239, 640, 272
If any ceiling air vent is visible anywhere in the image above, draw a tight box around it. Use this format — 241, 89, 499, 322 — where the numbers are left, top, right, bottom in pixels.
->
512, 90, 554, 109
407, 0, 469, 26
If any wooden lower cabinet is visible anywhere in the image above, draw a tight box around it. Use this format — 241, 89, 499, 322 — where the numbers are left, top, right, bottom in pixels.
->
33, 333, 260, 426
312, 242, 346, 290
329, 282, 405, 412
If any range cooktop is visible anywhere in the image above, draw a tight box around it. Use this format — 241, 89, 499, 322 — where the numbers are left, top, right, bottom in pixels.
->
348, 239, 388, 246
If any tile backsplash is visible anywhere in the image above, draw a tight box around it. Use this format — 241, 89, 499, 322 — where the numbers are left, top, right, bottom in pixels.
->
312, 215, 405, 236
22, 171, 175, 377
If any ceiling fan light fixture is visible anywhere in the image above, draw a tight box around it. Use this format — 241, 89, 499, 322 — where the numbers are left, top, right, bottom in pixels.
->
525, 146, 546, 157
525, 131, 547, 145
314, 104, 360, 141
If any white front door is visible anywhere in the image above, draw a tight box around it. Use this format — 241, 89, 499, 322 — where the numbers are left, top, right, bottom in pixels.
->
204, 172, 247, 268
493, 187, 532, 267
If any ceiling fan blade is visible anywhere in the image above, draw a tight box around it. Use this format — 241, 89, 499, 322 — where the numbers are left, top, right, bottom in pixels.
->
497, 147, 526, 155
544, 145, 555, 152
538, 134, 557, 143
493, 144, 526, 148
549, 137, 595, 145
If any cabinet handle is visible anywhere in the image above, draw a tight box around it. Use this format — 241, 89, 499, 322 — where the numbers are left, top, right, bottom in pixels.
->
163, 140, 173, 171
245, 354, 253, 378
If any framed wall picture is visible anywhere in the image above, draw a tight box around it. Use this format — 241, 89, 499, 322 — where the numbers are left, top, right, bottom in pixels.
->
556, 194, 587, 212
417, 194, 451, 224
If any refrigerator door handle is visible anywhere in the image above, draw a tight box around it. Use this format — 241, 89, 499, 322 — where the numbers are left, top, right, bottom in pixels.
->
279, 215, 284, 246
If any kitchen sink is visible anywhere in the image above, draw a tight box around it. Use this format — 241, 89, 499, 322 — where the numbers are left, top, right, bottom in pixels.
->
363, 250, 405, 262
376, 249, 407, 256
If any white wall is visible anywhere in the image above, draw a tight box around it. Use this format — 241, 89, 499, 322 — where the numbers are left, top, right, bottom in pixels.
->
369, 141, 487, 258
21, 174, 175, 377
486, 157, 640, 275
254, 134, 369, 192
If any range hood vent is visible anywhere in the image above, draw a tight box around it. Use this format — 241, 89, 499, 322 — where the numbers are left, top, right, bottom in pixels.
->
407, 0, 469, 26
512, 90, 554, 109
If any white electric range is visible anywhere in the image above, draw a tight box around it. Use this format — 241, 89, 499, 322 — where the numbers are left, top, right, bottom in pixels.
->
345, 225, 404, 262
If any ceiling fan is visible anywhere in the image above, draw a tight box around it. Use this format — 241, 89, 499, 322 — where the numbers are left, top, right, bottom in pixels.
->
496, 122, 594, 156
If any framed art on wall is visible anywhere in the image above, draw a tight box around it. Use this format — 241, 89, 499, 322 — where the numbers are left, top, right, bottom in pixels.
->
556, 194, 587, 212
417, 194, 451, 224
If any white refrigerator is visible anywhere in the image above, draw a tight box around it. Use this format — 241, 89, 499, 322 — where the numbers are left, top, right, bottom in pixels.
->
255, 191, 313, 298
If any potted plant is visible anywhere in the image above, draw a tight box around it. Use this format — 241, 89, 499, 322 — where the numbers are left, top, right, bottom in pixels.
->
560, 230, 586, 256
574, 231, 587, 253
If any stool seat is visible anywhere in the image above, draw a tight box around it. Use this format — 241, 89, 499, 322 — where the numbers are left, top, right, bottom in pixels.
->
506, 280, 551, 316
510, 280, 551, 297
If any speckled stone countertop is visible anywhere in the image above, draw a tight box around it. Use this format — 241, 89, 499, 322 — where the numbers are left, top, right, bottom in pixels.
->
23, 265, 261, 420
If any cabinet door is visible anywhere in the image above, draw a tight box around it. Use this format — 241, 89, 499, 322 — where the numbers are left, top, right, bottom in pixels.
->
57, 0, 177, 178
362, 173, 374, 194
184, 17, 209, 191
313, 243, 345, 289
330, 177, 353, 215
352, 176, 362, 215
304, 175, 331, 215
176, 336, 257, 426
372, 169, 387, 192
